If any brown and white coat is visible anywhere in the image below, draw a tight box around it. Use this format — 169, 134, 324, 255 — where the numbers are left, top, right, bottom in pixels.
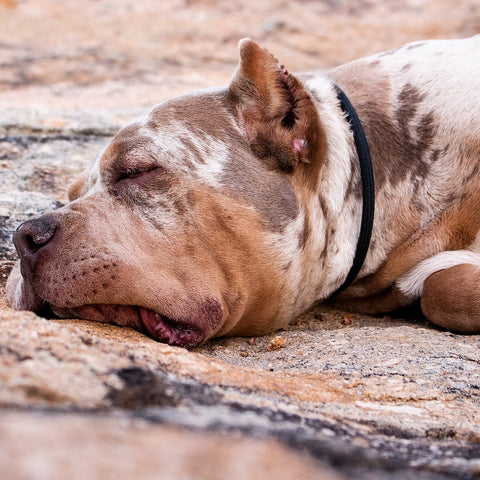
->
7, 36, 480, 345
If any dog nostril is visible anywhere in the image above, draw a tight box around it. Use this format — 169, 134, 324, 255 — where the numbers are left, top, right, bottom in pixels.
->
25, 232, 47, 253
13, 216, 58, 257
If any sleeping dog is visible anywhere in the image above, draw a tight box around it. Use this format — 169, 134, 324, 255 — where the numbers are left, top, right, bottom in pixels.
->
7, 36, 480, 346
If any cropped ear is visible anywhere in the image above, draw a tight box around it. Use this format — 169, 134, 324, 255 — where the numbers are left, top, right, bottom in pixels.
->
68, 171, 88, 201
228, 38, 320, 173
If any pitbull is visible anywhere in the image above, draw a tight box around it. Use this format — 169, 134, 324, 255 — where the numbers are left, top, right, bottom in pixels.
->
7, 36, 480, 347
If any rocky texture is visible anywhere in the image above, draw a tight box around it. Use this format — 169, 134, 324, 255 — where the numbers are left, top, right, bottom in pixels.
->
1, 412, 342, 480
0, 129, 110, 298
1, 0, 480, 479
1, 309, 480, 479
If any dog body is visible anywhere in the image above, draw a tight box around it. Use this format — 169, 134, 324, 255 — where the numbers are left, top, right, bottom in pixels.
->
7, 36, 480, 345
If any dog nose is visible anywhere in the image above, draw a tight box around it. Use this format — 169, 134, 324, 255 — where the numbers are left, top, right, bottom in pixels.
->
13, 215, 58, 259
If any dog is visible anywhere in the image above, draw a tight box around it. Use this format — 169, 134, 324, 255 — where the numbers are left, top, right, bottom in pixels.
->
7, 36, 480, 347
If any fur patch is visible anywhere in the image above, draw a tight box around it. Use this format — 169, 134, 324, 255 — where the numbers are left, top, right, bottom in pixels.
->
396, 250, 480, 300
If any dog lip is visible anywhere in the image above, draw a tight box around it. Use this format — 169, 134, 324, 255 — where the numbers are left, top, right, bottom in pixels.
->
139, 307, 205, 348
37, 296, 223, 348
48, 303, 207, 348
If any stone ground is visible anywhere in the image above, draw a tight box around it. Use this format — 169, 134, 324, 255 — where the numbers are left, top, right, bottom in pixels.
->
1, 0, 480, 479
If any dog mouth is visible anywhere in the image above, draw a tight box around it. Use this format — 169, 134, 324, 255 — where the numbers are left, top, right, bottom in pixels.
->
45, 303, 209, 348
10, 262, 225, 348
139, 307, 204, 347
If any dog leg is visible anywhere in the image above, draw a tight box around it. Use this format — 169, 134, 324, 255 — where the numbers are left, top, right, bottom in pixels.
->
421, 264, 480, 333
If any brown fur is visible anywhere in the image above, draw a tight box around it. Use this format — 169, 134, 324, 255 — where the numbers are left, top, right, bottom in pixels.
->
229, 40, 328, 185
422, 264, 480, 333
343, 182, 480, 303
327, 43, 480, 320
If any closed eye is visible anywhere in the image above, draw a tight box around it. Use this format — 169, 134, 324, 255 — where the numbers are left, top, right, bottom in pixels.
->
113, 165, 170, 200
117, 166, 159, 181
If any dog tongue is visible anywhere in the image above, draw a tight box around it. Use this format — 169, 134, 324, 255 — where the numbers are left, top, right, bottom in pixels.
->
139, 307, 203, 347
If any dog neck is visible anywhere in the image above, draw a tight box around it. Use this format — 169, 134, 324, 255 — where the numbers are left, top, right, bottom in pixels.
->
265, 76, 367, 319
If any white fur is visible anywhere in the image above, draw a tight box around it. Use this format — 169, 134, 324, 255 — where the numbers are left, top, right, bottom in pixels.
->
396, 250, 480, 301
301, 76, 362, 296
142, 119, 231, 186
303, 77, 357, 215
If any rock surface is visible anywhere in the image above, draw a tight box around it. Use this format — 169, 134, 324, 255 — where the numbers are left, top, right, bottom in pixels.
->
1, 0, 480, 479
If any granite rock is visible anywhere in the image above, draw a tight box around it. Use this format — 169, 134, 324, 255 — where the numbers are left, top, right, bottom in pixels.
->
1, 309, 479, 479
0, 412, 340, 480
1, 0, 480, 479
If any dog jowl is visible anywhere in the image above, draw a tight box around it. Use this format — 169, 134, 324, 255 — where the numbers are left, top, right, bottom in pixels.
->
7, 36, 480, 346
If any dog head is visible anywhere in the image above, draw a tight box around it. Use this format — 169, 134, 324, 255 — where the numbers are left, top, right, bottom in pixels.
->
7, 40, 328, 347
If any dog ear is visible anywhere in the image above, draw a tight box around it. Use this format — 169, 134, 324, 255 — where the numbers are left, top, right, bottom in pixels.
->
229, 38, 318, 173
68, 172, 88, 201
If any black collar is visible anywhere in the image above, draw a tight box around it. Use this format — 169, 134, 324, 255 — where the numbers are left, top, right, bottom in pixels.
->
331, 85, 375, 296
